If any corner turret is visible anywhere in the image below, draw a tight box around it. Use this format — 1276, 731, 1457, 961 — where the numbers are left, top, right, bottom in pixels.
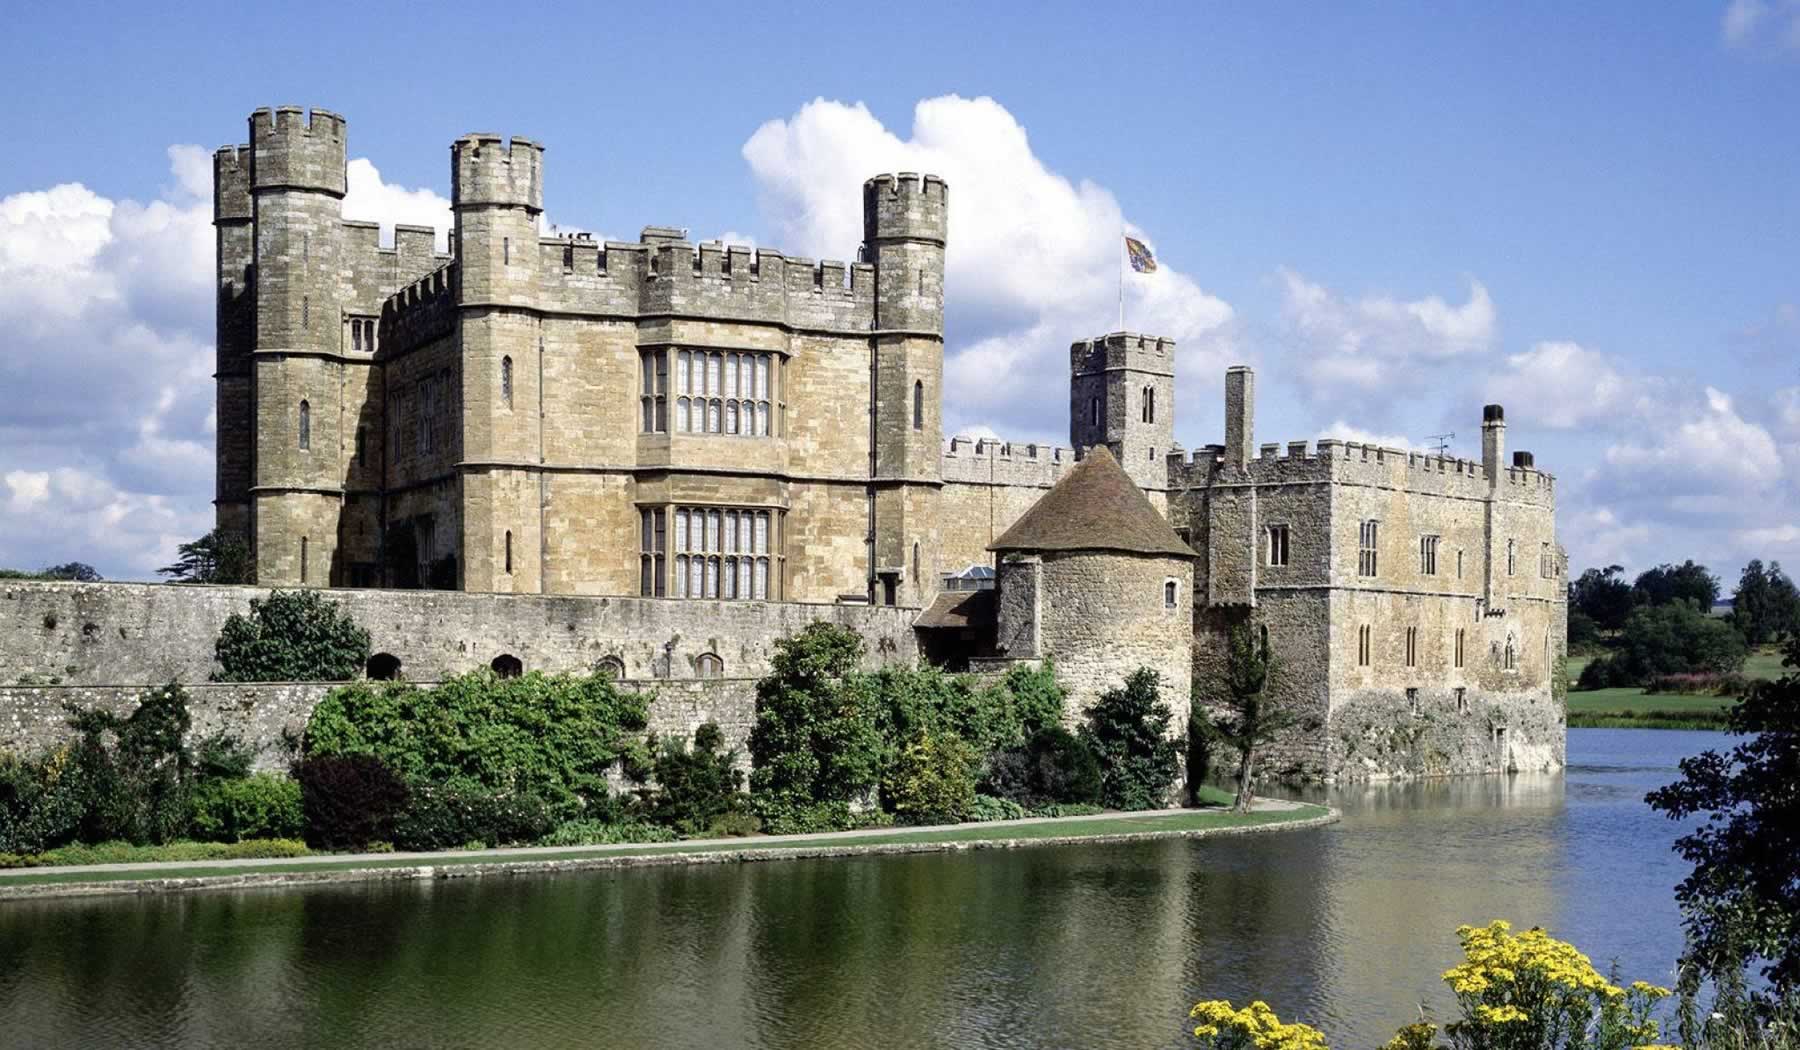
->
451, 134, 544, 308
249, 107, 346, 197
862, 173, 947, 334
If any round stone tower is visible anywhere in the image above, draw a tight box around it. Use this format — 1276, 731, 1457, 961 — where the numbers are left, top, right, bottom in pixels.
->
249, 106, 349, 585
988, 445, 1195, 722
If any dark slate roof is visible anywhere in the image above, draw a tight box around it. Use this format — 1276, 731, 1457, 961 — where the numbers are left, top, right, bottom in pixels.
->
989, 446, 1194, 558
915, 589, 996, 630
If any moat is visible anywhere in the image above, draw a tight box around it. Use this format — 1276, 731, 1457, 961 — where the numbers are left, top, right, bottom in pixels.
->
0, 729, 1705, 1049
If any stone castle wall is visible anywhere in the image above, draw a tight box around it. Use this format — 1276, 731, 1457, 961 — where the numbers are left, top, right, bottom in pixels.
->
0, 582, 919, 689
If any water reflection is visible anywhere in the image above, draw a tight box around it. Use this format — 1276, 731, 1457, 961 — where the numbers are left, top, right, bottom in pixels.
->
0, 730, 1712, 1049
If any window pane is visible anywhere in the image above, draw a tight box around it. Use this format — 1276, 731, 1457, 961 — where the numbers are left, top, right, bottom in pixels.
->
707, 400, 720, 433
676, 351, 689, 395
707, 353, 720, 396
725, 354, 739, 398
754, 356, 768, 399
640, 557, 651, 596
725, 512, 738, 553
725, 400, 738, 435
675, 555, 688, 598
690, 556, 703, 597
707, 510, 721, 551
675, 510, 688, 553
739, 558, 751, 599
757, 557, 770, 599
755, 512, 769, 554
705, 558, 718, 598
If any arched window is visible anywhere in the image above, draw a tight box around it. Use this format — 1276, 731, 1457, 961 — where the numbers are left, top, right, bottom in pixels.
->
504, 530, 513, 574
1090, 397, 1100, 427
595, 655, 625, 679
1143, 386, 1155, 423
366, 653, 402, 681
696, 652, 724, 679
913, 380, 924, 430
300, 536, 309, 584
912, 541, 921, 585
490, 654, 523, 679
501, 355, 513, 409
1164, 579, 1178, 608
298, 400, 311, 451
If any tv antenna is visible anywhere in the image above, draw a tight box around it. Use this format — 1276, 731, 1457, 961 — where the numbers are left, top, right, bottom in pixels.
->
1426, 432, 1455, 455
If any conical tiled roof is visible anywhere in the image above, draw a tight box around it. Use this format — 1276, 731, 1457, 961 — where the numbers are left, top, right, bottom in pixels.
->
989, 446, 1194, 558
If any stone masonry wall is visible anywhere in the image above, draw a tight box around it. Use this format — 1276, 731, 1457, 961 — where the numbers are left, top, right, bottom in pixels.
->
0, 582, 919, 689
1033, 551, 1193, 724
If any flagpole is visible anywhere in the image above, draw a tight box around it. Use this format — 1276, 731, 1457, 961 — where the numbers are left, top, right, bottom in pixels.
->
1118, 228, 1125, 334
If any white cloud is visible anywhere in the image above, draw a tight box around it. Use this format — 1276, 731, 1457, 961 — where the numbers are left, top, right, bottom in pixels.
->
342, 158, 454, 250
741, 96, 1237, 443
1484, 341, 1656, 430
0, 145, 455, 578
1314, 422, 1430, 451
1603, 387, 1783, 492
1722, 0, 1800, 50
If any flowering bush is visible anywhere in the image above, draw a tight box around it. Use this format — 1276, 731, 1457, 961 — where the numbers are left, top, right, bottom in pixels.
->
1435, 921, 1669, 1050
1190, 1000, 1329, 1050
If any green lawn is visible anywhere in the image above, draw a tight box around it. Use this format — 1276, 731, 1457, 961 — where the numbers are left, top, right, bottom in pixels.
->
1563, 647, 1787, 729
0, 803, 1331, 888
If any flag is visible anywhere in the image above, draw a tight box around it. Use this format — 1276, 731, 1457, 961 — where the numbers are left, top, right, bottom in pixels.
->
1125, 235, 1157, 274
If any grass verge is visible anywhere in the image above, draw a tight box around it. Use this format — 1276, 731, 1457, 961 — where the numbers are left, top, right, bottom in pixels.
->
0, 804, 1330, 889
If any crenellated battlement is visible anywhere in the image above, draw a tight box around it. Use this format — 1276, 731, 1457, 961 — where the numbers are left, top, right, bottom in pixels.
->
863, 173, 949, 246
451, 133, 543, 212
213, 146, 252, 222
523, 228, 877, 330
1166, 435, 1555, 505
249, 106, 346, 196
1070, 331, 1177, 375
380, 261, 458, 351
941, 434, 1077, 488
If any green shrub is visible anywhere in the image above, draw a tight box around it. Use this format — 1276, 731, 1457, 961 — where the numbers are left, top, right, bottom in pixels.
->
1026, 802, 1104, 819
748, 624, 884, 812
1580, 601, 1750, 690
302, 670, 649, 820
189, 773, 304, 842
703, 811, 763, 838
393, 784, 556, 851
0, 747, 89, 855
294, 753, 409, 850
540, 819, 676, 847
67, 683, 195, 845
0, 838, 309, 869
882, 732, 978, 826
213, 590, 371, 682
969, 794, 1025, 822
193, 732, 256, 780
980, 726, 1104, 809
639, 722, 745, 835
752, 798, 892, 836
1081, 668, 1180, 811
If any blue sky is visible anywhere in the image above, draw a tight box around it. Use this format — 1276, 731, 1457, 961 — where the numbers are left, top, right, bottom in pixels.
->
2, 1, 1797, 583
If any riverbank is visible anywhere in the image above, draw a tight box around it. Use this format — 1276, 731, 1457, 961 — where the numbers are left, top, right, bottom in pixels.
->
0, 799, 1337, 900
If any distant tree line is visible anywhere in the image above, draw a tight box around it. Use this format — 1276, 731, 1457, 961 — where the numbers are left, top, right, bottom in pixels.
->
0, 562, 102, 582
1569, 557, 1798, 691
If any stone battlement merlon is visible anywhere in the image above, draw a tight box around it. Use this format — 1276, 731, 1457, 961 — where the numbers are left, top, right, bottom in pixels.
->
451, 133, 543, 213
863, 173, 949, 246
248, 106, 346, 197
212, 146, 252, 223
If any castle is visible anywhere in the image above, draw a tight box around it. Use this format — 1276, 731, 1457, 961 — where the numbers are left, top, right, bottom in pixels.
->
203, 105, 1565, 778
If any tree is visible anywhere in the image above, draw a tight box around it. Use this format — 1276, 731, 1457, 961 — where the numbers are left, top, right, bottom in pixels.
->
159, 528, 254, 584
1080, 667, 1181, 811
1646, 635, 1800, 994
1633, 560, 1719, 611
1730, 559, 1800, 648
213, 590, 371, 682
746, 623, 883, 812
39, 562, 101, 582
1569, 565, 1635, 632
1579, 601, 1748, 688
1206, 622, 1313, 813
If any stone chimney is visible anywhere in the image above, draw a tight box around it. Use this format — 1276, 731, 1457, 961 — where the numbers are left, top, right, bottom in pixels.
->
1481, 404, 1506, 485
1225, 366, 1255, 470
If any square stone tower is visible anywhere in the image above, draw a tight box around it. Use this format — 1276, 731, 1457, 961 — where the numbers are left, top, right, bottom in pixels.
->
1068, 332, 1175, 492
